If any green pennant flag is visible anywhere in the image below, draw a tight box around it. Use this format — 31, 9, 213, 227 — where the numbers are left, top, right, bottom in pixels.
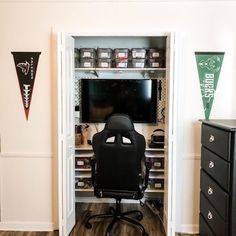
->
195, 52, 224, 120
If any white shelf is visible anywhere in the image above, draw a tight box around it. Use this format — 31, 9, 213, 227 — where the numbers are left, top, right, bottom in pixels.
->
150, 168, 164, 172
75, 168, 91, 171
75, 146, 93, 151
75, 188, 93, 192
145, 189, 164, 193
145, 153, 165, 158
75, 67, 166, 72
75, 153, 93, 158
149, 173, 165, 179
75, 173, 91, 178
75, 67, 166, 79
145, 147, 164, 151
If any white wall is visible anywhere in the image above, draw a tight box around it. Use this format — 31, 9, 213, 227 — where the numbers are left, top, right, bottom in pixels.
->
0, 0, 236, 233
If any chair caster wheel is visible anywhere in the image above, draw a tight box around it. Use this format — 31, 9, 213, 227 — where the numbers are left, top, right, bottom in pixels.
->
142, 232, 149, 236
108, 206, 115, 214
85, 222, 92, 229
106, 231, 112, 236
136, 213, 143, 221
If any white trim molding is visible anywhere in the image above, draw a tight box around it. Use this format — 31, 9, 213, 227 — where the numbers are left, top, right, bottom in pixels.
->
0, 0, 235, 2
0, 221, 55, 231
0, 152, 53, 158
176, 224, 199, 235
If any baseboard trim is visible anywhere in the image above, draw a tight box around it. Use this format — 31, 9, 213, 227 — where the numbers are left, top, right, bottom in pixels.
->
0, 221, 55, 231
175, 224, 199, 234
0, 152, 53, 158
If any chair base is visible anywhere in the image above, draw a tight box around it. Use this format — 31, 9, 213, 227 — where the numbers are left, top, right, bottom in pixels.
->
85, 199, 149, 236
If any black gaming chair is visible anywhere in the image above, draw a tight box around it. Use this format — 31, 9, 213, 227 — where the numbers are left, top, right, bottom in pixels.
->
85, 113, 150, 236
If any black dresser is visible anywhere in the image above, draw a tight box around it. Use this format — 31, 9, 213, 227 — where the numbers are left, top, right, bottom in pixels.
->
200, 120, 236, 236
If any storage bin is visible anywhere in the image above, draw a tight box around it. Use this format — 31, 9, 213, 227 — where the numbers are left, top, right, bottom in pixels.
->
147, 58, 163, 68
131, 48, 146, 59
80, 48, 96, 59
148, 158, 164, 170
75, 178, 92, 189
130, 59, 146, 68
97, 48, 112, 59
148, 49, 163, 59
75, 157, 91, 169
97, 58, 112, 68
114, 48, 129, 59
148, 179, 164, 190
114, 59, 128, 68
79, 58, 96, 68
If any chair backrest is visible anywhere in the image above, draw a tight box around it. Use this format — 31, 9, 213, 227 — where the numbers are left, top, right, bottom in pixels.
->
92, 113, 146, 194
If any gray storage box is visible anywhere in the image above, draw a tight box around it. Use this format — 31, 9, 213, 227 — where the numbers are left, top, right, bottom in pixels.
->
97, 48, 112, 59
80, 48, 96, 59
147, 58, 163, 68
131, 59, 146, 68
114, 48, 129, 59
79, 58, 95, 68
131, 48, 146, 59
148, 49, 163, 59
97, 59, 112, 68
114, 59, 128, 68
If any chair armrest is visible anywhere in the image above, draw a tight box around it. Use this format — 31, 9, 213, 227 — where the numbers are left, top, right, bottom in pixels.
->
90, 157, 96, 186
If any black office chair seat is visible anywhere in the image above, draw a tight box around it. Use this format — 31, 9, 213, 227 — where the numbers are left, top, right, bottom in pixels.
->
85, 114, 150, 236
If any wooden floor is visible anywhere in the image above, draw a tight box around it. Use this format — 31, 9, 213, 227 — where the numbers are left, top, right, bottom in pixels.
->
71, 202, 165, 236
0, 202, 165, 236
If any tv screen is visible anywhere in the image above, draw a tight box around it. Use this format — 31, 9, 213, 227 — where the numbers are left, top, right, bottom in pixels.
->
80, 79, 158, 123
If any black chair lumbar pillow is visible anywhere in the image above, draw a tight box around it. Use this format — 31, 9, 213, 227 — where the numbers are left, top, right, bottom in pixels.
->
85, 113, 150, 236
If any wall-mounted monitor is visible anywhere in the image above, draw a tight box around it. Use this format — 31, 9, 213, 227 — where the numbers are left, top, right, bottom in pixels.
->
80, 79, 158, 123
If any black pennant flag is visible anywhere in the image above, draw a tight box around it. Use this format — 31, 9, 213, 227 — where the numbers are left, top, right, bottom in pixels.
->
12, 52, 41, 120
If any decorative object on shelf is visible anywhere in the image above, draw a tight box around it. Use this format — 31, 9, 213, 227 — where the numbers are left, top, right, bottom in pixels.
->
75, 125, 82, 146
149, 129, 164, 148
195, 52, 224, 120
11, 51, 41, 120
81, 124, 90, 146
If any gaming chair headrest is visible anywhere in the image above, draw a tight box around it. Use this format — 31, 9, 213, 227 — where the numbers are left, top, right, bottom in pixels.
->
105, 114, 134, 132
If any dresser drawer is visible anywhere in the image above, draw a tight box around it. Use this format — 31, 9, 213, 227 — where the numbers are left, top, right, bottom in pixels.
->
201, 147, 230, 192
200, 192, 228, 236
201, 124, 231, 161
201, 171, 229, 220
199, 215, 215, 236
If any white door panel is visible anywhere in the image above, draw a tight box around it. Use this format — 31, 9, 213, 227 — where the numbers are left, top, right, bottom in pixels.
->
58, 33, 75, 236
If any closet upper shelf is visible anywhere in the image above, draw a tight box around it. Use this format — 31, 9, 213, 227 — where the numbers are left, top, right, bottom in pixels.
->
74, 67, 166, 79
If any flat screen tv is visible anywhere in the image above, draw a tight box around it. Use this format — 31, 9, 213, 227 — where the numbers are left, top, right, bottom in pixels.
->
80, 79, 158, 123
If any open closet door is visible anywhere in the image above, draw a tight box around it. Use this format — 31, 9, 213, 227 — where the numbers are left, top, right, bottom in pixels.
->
58, 33, 75, 236
164, 33, 175, 236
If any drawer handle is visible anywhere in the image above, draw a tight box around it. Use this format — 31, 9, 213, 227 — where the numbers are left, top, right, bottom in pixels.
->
207, 211, 213, 220
209, 135, 215, 143
208, 161, 215, 169
208, 187, 213, 195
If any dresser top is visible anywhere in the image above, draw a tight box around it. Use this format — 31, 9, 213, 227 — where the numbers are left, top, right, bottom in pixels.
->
202, 119, 236, 131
